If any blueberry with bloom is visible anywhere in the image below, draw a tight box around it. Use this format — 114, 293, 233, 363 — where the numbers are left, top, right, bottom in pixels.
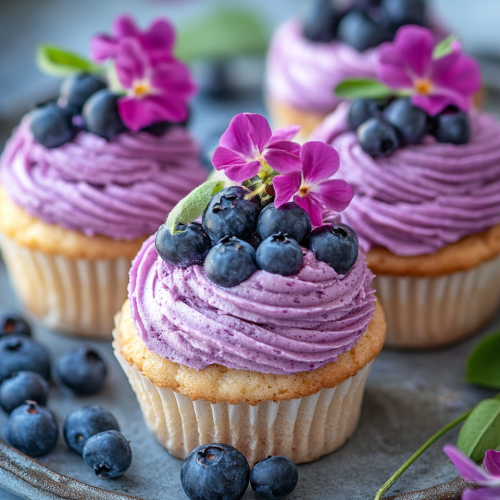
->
378, 25, 481, 116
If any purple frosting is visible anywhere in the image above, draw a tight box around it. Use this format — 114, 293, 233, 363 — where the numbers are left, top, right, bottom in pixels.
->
128, 235, 375, 375
0, 117, 207, 240
313, 104, 500, 256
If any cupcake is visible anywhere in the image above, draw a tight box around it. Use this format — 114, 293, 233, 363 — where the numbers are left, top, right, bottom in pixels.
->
0, 16, 207, 338
113, 113, 386, 465
266, 0, 445, 141
312, 26, 499, 349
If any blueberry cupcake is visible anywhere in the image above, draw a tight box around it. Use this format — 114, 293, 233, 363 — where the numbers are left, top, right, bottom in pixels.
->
312, 26, 500, 348
113, 113, 386, 465
0, 16, 207, 338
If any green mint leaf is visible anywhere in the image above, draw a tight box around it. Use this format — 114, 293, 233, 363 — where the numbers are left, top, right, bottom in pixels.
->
433, 35, 459, 60
36, 45, 103, 78
466, 331, 500, 389
334, 79, 394, 100
166, 180, 225, 234
457, 399, 500, 463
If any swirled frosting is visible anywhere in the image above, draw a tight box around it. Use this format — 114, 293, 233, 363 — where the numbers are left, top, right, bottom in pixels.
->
0, 117, 207, 240
128, 235, 375, 375
312, 105, 500, 256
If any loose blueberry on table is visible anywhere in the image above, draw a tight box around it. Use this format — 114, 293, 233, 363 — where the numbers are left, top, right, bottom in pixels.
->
250, 455, 299, 500
0, 371, 49, 414
0, 311, 31, 338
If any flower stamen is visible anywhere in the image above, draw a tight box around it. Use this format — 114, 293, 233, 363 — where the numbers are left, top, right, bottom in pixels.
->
132, 80, 152, 98
299, 185, 310, 197
413, 78, 433, 95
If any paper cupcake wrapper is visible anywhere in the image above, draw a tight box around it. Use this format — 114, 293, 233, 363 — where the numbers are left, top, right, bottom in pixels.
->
112, 314, 372, 466
0, 234, 131, 339
375, 253, 500, 349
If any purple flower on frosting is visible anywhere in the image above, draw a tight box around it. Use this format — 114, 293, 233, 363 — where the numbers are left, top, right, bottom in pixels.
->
378, 26, 481, 115
273, 141, 354, 226
212, 113, 302, 183
444, 445, 500, 500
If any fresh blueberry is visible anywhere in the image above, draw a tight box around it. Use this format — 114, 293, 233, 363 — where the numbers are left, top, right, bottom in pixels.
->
60, 74, 106, 114
5, 401, 58, 457
250, 456, 299, 500
181, 443, 250, 500
82, 430, 132, 479
142, 115, 189, 136
382, 0, 427, 28
63, 406, 119, 455
204, 237, 257, 288
257, 202, 312, 244
348, 99, 387, 131
155, 222, 212, 268
357, 117, 400, 157
82, 89, 127, 140
308, 224, 359, 274
303, 0, 343, 43
56, 346, 107, 396
433, 110, 470, 145
202, 186, 261, 243
352, 0, 381, 7
29, 104, 77, 148
0, 311, 31, 338
256, 234, 303, 277
385, 98, 429, 144
0, 335, 51, 383
0, 371, 49, 414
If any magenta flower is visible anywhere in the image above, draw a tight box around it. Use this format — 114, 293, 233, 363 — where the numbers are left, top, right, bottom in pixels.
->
378, 26, 481, 116
212, 114, 302, 183
115, 38, 196, 131
91, 15, 175, 63
444, 445, 500, 500
273, 141, 354, 226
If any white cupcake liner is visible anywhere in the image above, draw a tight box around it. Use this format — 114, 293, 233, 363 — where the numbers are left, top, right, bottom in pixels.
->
0, 234, 131, 338
112, 313, 372, 466
374, 253, 500, 349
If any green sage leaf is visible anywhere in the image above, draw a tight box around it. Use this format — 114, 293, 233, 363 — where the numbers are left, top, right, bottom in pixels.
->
466, 331, 500, 389
334, 79, 394, 100
457, 399, 500, 463
166, 180, 225, 234
433, 35, 459, 60
36, 45, 102, 77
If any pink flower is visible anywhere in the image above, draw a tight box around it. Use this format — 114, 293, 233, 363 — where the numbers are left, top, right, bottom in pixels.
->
115, 38, 196, 131
212, 114, 302, 183
91, 15, 175, 63
273, 141, 354, 226
444, 445, 500, 500
378, 26, 481, 116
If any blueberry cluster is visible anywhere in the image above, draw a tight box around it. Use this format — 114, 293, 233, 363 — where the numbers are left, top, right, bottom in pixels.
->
156, 186, 360, 288
303, 0, 427, 51
348, 98, 470, 157
181, 443, 298, 500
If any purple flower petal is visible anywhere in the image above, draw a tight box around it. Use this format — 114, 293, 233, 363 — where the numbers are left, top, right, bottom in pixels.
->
141, 18, 176, 55
314, 179, 354, 213
270, 124, 301, 142
115, 38, 149, 89
151, 59, 196, 97
273, 172, 301, 208
300, 141, 340, 184
113, 15, 139, 38
212, 147, 260, 182
90, 35, 118, 62
264, 140, 302, 174
293, 194, 324, 226
484, 451, 500, 478
463, 487, 500, 500
411, 94, 452, 116
444, 445, 496, 486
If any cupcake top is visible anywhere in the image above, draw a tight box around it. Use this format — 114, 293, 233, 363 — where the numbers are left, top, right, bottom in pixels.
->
0, 15, 206, 241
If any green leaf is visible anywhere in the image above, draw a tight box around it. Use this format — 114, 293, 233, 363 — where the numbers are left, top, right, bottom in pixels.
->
433, 35, 459, 60
457, 399, 500, 463
36, 45, 102, 78
466, 331, 500, 389
166, 180, 225, 234
175, 7, 268, 62
334, 79, 394, 100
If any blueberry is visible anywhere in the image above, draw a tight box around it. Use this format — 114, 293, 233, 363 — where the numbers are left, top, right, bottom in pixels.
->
82, 430, 132, 479
303, 0, 343, 43
142, 115, 189, 136
348, 99, 387, 131
56, 346, 107, 396
29, 104, 77, 148
352, 0, 381, 7
0, 311, 31, 338
357, 117, 400, 157
60, 74, 106, 114
433, 110, 470, 145
83, 89, 127, 140
181, 443, 250, 500
5, 401, 58, 457
308, 224, 359, 274
0, 335, 51, 383
385, 98, 429, 144
63, 406, 119, 455
246, 232, 263, 250
382, 0, 427, 28
250, 456, 299, 500
204, 237, 257, 288
155, 222, 212, 268
0, 371, 49, 414
256, 234, 303, 277
202, 186, 261, 243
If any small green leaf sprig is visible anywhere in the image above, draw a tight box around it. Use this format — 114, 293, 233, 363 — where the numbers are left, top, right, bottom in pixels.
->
36, 45, 103, 78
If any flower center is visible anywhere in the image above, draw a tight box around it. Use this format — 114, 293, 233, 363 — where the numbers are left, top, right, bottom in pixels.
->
414, 78, 433, 95
132, 80, 151, 98
299, 185, 310, 197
